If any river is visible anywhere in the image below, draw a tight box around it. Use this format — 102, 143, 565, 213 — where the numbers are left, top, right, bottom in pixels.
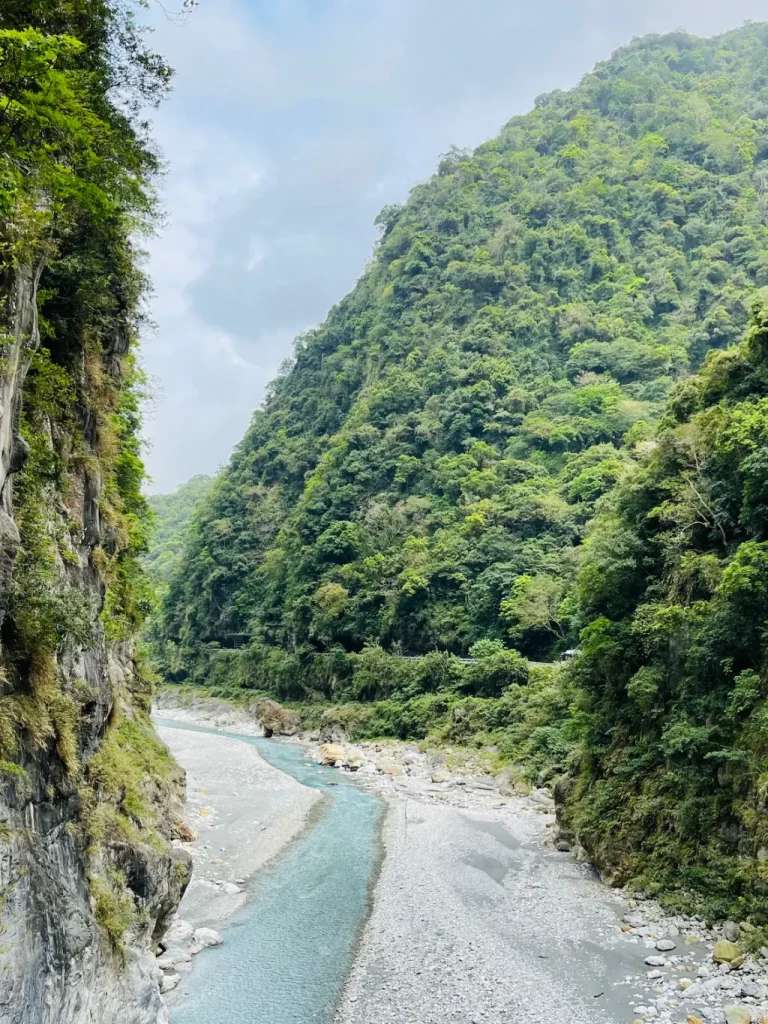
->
157, 721, 383, 1024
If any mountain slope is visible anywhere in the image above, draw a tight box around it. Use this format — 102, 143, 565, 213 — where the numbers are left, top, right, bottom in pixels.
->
561, 296, 768, 917
145, 475, 213, 591
161, 24, 768, 697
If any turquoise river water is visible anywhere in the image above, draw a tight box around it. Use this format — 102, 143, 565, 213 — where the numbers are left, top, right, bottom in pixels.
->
158, 721, 384, 1024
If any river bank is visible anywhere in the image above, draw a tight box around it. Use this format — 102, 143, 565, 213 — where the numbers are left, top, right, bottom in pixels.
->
327, 739, 768, 1024
153, 692, 768, 1024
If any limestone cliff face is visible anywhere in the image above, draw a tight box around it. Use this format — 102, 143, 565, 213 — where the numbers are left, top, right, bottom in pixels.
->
0, 265, 190, 1024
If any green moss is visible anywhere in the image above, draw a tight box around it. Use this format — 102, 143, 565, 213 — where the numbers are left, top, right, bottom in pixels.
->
90, 869, 137, 948
82, 707, 177, 854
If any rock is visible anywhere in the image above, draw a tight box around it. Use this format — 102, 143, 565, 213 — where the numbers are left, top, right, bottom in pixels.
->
724, 921, 742, 943
156, 946, 191, 970
724, 1008, 753, 1024
645, 955, 667, 967
171, 818, 197, 842
494, 767, 518, 796
164, 919, 194, 945
193, 927, 222, 950
714, 940, 743, 964
624, 912, 646, 928
656, 938, 677, 951
219, 881, 242, 895
687, 1016, 705, 1024
249, 698, 300, 736
342, 751, 364, 771
554, 839, 571, 852
740, 980, 763, 998
529, 787, 553, 806
317, 742, 346, 766
160, 972, 181, 993
431, 769, 451, 783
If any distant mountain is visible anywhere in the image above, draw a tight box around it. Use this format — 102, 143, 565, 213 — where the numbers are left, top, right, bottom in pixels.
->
145, 475, 214, 590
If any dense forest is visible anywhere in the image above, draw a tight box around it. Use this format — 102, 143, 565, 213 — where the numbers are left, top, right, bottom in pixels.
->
157, 24, 768, 916
144, 474, 212, 590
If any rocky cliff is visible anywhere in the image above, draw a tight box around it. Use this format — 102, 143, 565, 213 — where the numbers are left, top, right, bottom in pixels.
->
0, 262, 189, 1023
0, 9, 190, 1022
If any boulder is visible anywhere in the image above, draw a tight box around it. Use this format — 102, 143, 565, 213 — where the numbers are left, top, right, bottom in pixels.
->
171, 818, 197, 842
740, 980, 763, 998
249, 698, 300, 737
164, 918, 194, 944
724, 921, 742, 943
193, 927, 222, 950
317, 742, 346, 766
724, 1008, 752, 1024
156, 946, 191, 971
656, 938, 677, 952
714, 940, 742, 965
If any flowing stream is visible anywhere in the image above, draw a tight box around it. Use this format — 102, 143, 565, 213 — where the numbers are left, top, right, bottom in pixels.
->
158, 721, 383, 1024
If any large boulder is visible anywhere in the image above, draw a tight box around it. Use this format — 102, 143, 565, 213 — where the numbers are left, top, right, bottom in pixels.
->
313, 742, 364, 770
248, 698, 300, 737
713, 939, 743, 964
724, 1008, 752, 1024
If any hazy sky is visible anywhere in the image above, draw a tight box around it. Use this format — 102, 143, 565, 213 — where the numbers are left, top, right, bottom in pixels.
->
141, 0, 768, 493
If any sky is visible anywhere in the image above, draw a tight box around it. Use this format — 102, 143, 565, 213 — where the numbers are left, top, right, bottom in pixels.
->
141, 0, 768, 493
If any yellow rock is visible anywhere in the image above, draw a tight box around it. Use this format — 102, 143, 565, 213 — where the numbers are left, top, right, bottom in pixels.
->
317, 742, 346, 766
713, 938, 741, 964
687, 1016, 705, 1024
724, 1008, 752, 1024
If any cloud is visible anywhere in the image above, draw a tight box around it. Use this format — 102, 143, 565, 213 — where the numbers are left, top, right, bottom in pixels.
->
140, 0, 768, 492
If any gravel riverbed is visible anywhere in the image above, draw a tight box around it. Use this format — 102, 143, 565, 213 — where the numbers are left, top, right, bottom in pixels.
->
153, 695, 768, 1024
322, 738, 768, 1024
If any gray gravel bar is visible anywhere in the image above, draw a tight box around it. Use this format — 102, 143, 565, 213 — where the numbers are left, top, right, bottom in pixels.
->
334, 796, 645, 1024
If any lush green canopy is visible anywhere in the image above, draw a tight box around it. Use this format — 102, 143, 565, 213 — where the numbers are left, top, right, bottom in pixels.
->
161, 23, 768, 686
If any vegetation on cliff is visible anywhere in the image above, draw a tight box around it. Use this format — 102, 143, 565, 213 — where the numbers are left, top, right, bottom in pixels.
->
144, 474, 213, 590
0, 0, 187, 976
564, 297, 768, 918
156, 23, 768, 919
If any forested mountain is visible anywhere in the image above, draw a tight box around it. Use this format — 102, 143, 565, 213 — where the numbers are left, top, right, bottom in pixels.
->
162, 23, 768, 682
145, 475, 213, 590
565, 297, 768, 916
158, 23, 768, 914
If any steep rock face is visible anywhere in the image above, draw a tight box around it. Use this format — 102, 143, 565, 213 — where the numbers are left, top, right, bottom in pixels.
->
0, 266, 36, 622
0, 266, 190, 1023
